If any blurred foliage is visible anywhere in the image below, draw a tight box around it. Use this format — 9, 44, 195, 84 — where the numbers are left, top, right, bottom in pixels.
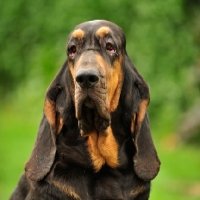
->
0, 0, 199, 133
0, 0, 200, 199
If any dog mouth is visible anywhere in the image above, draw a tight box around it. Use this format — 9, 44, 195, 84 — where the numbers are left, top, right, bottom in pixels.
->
84, 97, 96, 108
75, 87, 111, 135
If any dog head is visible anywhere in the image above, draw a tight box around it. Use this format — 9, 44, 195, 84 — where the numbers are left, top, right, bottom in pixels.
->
25, 20, 160, 182
66, 20, 126, 135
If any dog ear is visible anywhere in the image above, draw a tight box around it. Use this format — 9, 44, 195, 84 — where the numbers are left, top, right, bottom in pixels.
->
132, 102, 160, 181
124, 55, 160, 181
25, 61, 68, 181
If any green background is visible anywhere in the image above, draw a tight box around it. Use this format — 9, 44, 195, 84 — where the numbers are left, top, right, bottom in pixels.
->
1, 0, 200, 199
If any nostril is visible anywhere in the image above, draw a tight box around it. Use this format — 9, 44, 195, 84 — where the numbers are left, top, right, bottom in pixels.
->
88, 75, 99, 83
76, 75, 84, 84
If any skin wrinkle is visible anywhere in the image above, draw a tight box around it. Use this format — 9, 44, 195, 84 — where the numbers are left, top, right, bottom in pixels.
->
91, 90, 107, 102
75, 85, 108, 120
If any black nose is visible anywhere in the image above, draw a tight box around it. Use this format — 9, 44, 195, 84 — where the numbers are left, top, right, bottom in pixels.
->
76, 69, 99, 88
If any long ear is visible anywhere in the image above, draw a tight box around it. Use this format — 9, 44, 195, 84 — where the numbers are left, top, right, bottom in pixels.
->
25, 61, 68, 181
125, 55, 160, 181
133, 106, 160, 181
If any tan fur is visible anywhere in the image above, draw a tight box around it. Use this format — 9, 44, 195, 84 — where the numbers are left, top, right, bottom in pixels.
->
108, 56, 123, 112
137, 99, 149, 123
56, 116, 63, 134
98, 126, 119, 168
129, 186, 145, 197
96, 26, 111, 37
87, 131, 105, 172
44, 99, 56, 126
52, 181, 81, 200
68, 62, 75, 81
95, 54, 123, 112
87, 126, 119, 172
44, 99, 63, 133
72, 29, 85, 39
131, 113, 136, 133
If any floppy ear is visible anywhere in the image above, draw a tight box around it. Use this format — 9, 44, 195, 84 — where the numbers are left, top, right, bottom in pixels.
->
132, 103, 160, 181
125, 55, 160, 181
25, 61, 68, 181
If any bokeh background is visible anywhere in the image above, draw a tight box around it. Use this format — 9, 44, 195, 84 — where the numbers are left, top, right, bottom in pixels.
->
0, 0, 200, 199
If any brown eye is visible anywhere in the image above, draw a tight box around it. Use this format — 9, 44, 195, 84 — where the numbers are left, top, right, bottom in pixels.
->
68, 45, 76, 56
106, 42, 115, 53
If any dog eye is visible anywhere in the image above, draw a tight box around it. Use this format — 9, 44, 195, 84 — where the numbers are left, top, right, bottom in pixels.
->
106, 43, 115, 53
68, 45, 76, 57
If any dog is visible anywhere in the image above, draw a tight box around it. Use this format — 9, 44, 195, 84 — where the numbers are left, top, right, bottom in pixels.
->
10, 20, 160, 200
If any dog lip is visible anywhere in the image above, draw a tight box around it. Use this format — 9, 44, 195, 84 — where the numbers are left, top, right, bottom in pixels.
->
75, 82, 109, 121
84, 97, 95, 108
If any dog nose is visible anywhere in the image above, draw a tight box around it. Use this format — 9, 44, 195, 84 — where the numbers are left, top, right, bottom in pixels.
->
76, 69, 99, 88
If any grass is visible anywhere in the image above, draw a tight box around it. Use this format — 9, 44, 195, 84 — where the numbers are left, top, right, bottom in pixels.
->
150, 142, 200, 200
0, 90, 200, 200
0, 105, 39, 199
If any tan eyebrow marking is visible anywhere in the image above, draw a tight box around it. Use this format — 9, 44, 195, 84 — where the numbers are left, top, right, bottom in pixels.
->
96, 26, 111, 37
72, 29, 85, 39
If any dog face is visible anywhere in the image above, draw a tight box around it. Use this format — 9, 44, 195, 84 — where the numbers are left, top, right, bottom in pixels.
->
66, 20, 126, 135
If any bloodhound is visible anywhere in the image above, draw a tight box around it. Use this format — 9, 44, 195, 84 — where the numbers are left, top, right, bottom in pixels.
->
10, 20, 160, 200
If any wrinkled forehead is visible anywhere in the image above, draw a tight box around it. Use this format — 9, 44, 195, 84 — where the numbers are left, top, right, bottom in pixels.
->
68, 20, 126, 45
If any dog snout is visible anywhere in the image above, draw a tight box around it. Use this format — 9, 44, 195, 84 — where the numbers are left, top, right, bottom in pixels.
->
76, 69, 99, 88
